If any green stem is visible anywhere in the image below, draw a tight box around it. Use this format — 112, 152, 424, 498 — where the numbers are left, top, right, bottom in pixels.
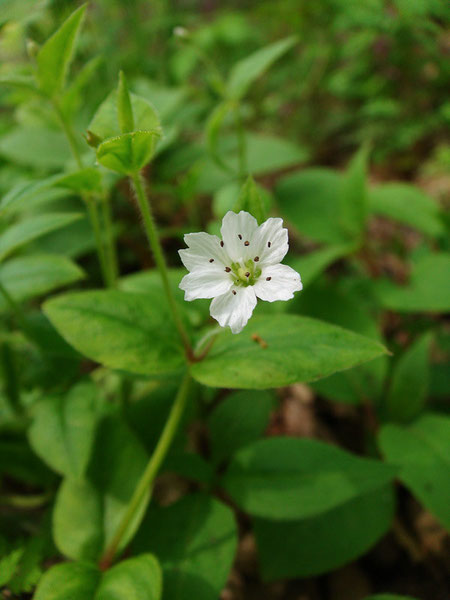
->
100, 372, 191, 568
131, 172, 193, 359
234, 105, 247, 181
51, 99, 112, 288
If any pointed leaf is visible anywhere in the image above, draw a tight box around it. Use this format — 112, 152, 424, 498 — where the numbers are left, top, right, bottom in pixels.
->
117, 71, 135, 134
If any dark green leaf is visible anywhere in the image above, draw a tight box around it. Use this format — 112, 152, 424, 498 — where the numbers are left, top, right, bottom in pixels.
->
134, 494, 237, 600
222, 437, 396, 520
190, 314, 387, 389
379, 413, 450, 530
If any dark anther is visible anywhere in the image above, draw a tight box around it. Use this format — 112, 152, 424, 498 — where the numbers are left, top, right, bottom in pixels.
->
268, 241, 271, 248
238, 234, 242, 240
244, 241, 250, 246
232, 290, 237, 295
209, 258, 214, 263
254, 256, 259, 261
220, 240, 224, 247
266, 276, 272, 281
245, 272, 250, 277
225, 267, 231, 272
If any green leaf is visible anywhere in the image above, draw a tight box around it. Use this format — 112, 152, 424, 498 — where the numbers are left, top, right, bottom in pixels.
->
254, 483, 395, 579
0, 548, 23, 586
288, 243, 353, 288
53, 415, 149, 560
374, 253, 450, 312
33, 555, 162, 600
36, 4, 86, 97
33, 562, 100, 600
55, 168, 103, 194
134, 494, 237, 600
28, 381, 101, 479
370, 183, 445, 238
206, 101, 234, 173
96, 131, 160, 174
385, 332, 433, 422
88, 89, 161, 143
378, 413, 450, 531
43, 290, 185, 376
117, 71, 135, 134
276, 168, 346, 244
0, 127, 71, 169
208, 390, 274, 465
339, 144, 369, 242
0, 254, 84, 312
227, 36, 297, 100
190, 314, 387, 389
0, 213, 82, 262
222, 437, 396, 520
234, 176, 266, 224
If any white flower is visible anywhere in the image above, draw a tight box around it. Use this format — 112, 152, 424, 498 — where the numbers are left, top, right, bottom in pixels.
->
179, 211, 302, 334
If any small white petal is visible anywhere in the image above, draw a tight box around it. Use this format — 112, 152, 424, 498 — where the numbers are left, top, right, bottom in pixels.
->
220, 211, 259, 262
210, 286, 257, 334
253, 264, 302, 302
250, 218, 288, 266
179, 232, 229, 271
179, 266, 232, 301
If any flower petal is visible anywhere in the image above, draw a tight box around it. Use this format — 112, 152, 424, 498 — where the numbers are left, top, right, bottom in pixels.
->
179, 232, 229, 271
220, 211, 259, 262
253, 264, 302, 302
179, 266, 233, 301
210, 285, 257, 334
250, 218, 288, 266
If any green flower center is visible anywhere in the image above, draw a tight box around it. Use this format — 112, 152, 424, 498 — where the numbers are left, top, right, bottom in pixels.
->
230, 259, 261, 287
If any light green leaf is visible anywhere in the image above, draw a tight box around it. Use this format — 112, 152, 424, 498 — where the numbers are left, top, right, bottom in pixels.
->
208, 390, 274, 465
288, 243, 354, 288
55, 168, 103, 194
0, 213, 82, 262
0, 254, 84, 312
96, 131, 160, 174
374, 253, 450, 312
28, 381, 101, 479
370, 183, 444, 238
96, 554, 162, 600
0, 127, 71, 169
33, 562, 100, 600
36, 4, 86, 97
339, 145, 369, 242
227, 36, 297, 100
234, 176, 266, 224
254, 483, 395, 579
43, 290, 186, 376
190, 314, 387, 389
222, 437, 396, 520
88, 89, 161, 143
385, 332, 433, 422
378, 413, 450, 531
276, 168, 346, 244
53, 415, 149, 560
134, 494, 237, 600
117, 71, 135, 134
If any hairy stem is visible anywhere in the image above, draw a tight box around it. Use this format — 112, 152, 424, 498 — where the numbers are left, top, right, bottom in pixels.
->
100, 372, 191, 568
131, 172, 193, 359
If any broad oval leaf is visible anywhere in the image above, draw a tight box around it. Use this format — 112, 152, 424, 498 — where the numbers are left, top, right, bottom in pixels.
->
254, 483, 395, 579
222, 437, 396, 520
378, 413, 450, 531
33, 562, 100, 600
133, 494, 237, 600
43, 290, 186, 376
190, 314, 387, 389
28, 381, 101, 479
0, 213, 82, 262
36, 4, 86, 97
0, 254, 84, 312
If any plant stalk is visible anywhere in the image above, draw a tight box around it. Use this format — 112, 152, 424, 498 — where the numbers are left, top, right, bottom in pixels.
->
131, 172, 193, 359
100, 371, 191, 569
